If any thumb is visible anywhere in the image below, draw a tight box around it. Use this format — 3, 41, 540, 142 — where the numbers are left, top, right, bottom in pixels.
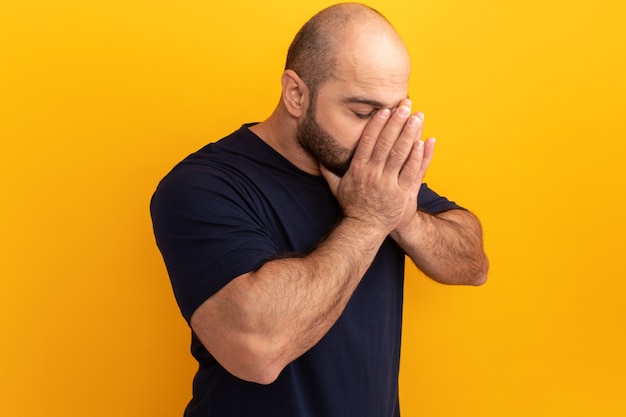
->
319, 164, 341, 196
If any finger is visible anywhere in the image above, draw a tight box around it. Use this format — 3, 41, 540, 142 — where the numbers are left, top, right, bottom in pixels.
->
414, 112, 424, 142
397, 139, 424, 190
390, 98, 413, 115
416, 137, 436, 183
370, 102, 413, 164
383, 113, 422, 174
319, 164, 341, 196
351, 108, 391, 164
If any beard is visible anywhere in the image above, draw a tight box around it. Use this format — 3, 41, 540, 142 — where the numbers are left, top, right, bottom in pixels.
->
296, 104, 354, 177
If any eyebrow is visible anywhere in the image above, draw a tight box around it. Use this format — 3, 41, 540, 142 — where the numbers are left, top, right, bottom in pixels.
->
341, 95, 411, 110
342, 97, 387, 108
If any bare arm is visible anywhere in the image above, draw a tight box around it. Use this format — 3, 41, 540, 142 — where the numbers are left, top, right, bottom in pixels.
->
191, 218, 387, 385
191, 103, 422, 384
390, 208, 489, 285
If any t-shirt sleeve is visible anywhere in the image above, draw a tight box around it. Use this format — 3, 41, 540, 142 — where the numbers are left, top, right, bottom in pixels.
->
150, 164, 279, 324
417, 183, 464, 214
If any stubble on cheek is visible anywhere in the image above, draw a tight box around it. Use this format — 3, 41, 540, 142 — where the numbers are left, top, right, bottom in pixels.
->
296, 111, 355, 177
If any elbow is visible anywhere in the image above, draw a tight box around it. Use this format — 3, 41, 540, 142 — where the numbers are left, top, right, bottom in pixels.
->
190, 293, 289, 385
428, 254, 489, 286
250, 368, 282, 386
238, 349, 283, 385
469, 271, 488, 286
218, 335, 287, 385
468, 254, 489, 286
235, 366, 281, 386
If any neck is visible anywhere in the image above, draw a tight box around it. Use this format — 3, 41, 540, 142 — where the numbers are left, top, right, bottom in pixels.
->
250, 106, 321, 176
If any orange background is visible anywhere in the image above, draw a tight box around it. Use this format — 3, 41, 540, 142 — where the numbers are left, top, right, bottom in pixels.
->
1, 1, 625, 416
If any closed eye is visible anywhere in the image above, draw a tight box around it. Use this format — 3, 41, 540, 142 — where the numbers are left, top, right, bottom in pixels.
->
353, 109, 378, 120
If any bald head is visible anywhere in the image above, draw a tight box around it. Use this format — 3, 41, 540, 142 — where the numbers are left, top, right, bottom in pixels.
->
285, 3, 409, 99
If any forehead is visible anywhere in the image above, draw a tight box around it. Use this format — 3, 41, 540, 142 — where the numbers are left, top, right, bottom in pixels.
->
318, 68, 410, 109
318, 28, 411, 108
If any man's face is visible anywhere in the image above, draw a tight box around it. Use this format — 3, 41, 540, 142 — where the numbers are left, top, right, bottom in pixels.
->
294, 26, 411, 177
296, 73, 410, 177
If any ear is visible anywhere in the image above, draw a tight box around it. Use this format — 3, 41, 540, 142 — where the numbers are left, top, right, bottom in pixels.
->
281, 69, 309, 118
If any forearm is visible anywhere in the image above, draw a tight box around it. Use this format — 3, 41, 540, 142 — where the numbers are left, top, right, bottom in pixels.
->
192, 217, 388, 384
390, 209, 489, 285
246, 217, 385, 356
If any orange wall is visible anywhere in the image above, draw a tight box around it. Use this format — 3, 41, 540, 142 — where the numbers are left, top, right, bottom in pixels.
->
1, 1, 625, 416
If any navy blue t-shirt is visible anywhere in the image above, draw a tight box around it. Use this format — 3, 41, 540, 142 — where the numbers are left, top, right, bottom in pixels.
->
150, 125, 461, 417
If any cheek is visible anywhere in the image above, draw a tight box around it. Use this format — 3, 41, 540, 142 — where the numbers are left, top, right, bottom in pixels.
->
344, 124, 367, 150
337, 121, 369, 152
317, 110, 367, 150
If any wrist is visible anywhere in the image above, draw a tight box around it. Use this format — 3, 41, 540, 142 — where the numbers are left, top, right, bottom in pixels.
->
391, 210, 417, 236
340, 215, 391, 242
390, 210, 433, 245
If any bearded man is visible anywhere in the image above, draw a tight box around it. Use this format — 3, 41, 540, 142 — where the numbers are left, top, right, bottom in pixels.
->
151, 3, 488, 416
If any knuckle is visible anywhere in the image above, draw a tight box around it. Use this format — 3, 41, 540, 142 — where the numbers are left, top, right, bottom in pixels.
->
387, 147, 407, 164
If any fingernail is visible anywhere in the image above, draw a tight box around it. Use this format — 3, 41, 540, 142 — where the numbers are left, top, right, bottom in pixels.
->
398, 106, 410, 117
407, 116, 421, 127
378, 108, 391, 118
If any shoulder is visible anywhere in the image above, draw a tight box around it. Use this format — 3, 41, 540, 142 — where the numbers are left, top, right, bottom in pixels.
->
153, 126, 265, 202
